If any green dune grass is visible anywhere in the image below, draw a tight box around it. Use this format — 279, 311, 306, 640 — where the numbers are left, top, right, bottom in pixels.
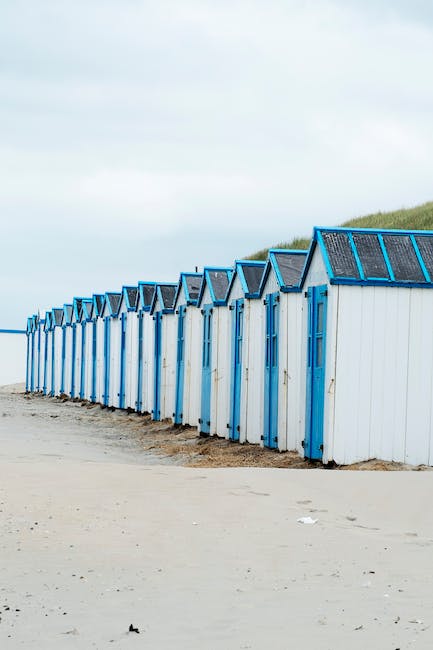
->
247, 201, 433, 260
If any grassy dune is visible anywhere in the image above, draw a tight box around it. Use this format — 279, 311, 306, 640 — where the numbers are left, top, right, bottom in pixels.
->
247, 201, 433, 260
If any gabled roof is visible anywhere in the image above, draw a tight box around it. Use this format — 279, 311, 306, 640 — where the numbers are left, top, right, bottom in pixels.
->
119, 286, 139, 313
259, 250, 307, 295
227, 260, 266, 300
63, 304, 73, 325
44, 311, 52, 331
303, 227, 433, 288
72, 297, 85, 322
104, 292, 122, 317
81, 299, 94, 321
93, 294, 105, 317
26, 317, 33, 334
197, 267, 234, 306
52, 308, 64, 327
138, 282, 156, 312
150, 283, 177, 314
174, 272, 203, 307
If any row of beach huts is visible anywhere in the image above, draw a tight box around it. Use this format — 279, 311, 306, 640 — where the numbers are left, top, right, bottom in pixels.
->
26, 226, 433, 467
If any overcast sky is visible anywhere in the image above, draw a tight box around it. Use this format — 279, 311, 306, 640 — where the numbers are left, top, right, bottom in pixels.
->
2, 0, 433, 327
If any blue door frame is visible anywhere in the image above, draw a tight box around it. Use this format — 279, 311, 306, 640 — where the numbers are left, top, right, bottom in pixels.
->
30, 331, 35, 392
51, 328, 56, 396
174, 305, 186, 424
37, 327, 41, 391
153, 311, 162, 420
103, 317, 111, 406
263, 292, 279, 449
60, 326, 66, 395
91, 321, 97, 402
200, 305, 213, 435
136, 312, 144, 412
79, 322, 86, 400
43, 331, 49, 395
119, 313, 127, 409
304, 285, 328, 460
229, 299, 244, 442
70, 323, 77, 398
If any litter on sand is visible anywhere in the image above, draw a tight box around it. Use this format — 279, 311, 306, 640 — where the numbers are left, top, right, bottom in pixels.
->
297, 516, 318, 525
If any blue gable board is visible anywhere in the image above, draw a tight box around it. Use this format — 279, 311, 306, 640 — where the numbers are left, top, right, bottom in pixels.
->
228, 260, 266, 300
119, 286, 139, 312
63, 304, 73, 325
104, 292, 122, 317
302, 227, 433, 289
138, 282, 156, 312
259, 249, 307, 296
197, 267, 234, 307
150, 283, 177, 314
93, 294, 105, 317
81, 299, 94, 321
174, 272, 203, 307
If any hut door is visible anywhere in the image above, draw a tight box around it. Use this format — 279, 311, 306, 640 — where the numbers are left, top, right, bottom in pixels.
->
51, 328, 56, 396
305, 285, 327, 460
60, 327, 66, 395
229, 299, 244, 441
119, 313, 127, 409
103, 317, 111, 406
174, 305, 186, 424
264, 292, 279, 448
136, 312, 144, 412
70, 324, 76, 398
79, 322, 86, 400
91, 321, 97, 402
153, 311, 162, 420
200, 305, 213, 435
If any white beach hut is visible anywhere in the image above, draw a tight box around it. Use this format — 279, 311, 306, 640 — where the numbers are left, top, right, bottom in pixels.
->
196, 267, 233, 437
78, 299, 94, 401
149, 283, 177, 421
172, 272, 203, 426
42, 311, 53, 396
36, 315, 45, 393
100, 292, 122, 407
225, 260, 266, 444
50, 308, 64, 396
136, 282, 156, 414
61, 304, 73, 397
258, 249, 307, 451
69, 298, 85, 399
117, 286, 139, 411
88, 294, 105, 404
299, 226, 433, 467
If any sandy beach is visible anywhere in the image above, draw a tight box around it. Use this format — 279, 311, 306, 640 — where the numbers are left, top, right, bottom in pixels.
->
1, 386, 433, 649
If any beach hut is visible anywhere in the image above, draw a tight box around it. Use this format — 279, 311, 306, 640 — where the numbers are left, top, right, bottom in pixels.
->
225, 260, 266, 443
100, 292, 122, 407
88, 294, 105, 404
149, 283, 177, 421
35, 315, 44, 393
78, 299, 94, 401
258, 249, 308, 450
61, 304, 73, 397
42, 311, 53, 396
117, 286, 139, 410
70, 298, 87, 399
172, 272, 203, 426
136, 282, 156, 414
26, 316, 38, 392
299, 226, 433, 467
50, 308, 64, 396
197, 267, 233, 436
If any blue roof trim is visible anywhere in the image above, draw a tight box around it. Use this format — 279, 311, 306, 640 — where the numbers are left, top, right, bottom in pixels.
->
259, 249, 307, 296
92, 294, 105, 318
118, 286, 138, 313
227, 260, 266, 300
63, 304, 73, 326
103, 292, 122, 318
173, 272, 203, 308
138, 281, 156, 312
303, 227, 433, 288
150, 283, 177, 315
81, 299, 94, 322
197, 266, 234, 307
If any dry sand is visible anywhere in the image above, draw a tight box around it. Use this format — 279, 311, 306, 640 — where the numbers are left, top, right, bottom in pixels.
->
1, 386, 433, 649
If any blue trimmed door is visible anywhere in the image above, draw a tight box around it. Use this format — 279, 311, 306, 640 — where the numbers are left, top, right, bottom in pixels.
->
229, 299, 244, 441
30, 331, 35, 392
51, 328, 56, 396
200, 305, 213, 435
70, 323, 77, 398
37, 327, 41, 391
136, 312, 144, 411
79, 322, 86, 400
103, 317, 110, 406
153, 311, 162, 420
91, 320, 97, 402
304, 285, 328, 460
119, 313, 127, 409
264, 292, 279, 449
60, 326, 66, 395
174, 305, 186, 424
43, 331, 49, 396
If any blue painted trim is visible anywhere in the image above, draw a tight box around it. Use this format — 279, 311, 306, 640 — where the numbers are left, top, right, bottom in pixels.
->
103, 317, 111, 406
197, 267, 234, 307
0, 329, 26, 334
174, 305, 186, 424
410, 234, 431, 282
37, 325, 41, 391
316, 230, 335, 280
377, 234, 395, 281
136, 311, 144, 411
347, 232, 365, 280
316, 225, 433, 236
60, 326, 66, 394
79, 321, 86, 400
50, 327, 56, 396
119, 313, 127, 409
91, 320, 97, 402
70, 323, 77, 398
138, 281, 156, 311
43, 330, 49, 395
